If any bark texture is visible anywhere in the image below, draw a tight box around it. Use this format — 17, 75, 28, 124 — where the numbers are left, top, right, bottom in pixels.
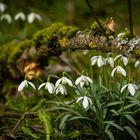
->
0, 22, 140, 81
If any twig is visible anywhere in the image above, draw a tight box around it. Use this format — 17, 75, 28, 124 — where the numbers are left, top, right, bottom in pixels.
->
11, 112, 26, 134
127, 0, 133, 36
84, 0, 103, 30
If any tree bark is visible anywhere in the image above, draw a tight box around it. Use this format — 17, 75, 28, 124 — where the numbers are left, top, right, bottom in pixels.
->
0, 22, 140, 81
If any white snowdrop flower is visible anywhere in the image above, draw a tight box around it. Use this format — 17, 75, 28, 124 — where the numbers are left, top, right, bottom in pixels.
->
75, 75, 93, 88
0, 3, 6, 12
27, 12, 42, 23
15, 12, 26, 21
117, 32, 125, 39
38, 82, 54, 94
90, 55, 106, 67
134, 60, 140, 68
90, 56, 98, 66
111, 66, 126, 77
55, 77, 73, 87
121, 83, 138, 96
114, 54, 129, 66
55, 84, 67, 95
18, 80, 36, 92
1, 14, 12, 23
106, 57, 114, 67
76, 96, 92, 109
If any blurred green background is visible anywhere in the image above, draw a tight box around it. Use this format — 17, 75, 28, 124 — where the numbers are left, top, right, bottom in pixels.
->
0, 0, 140, 44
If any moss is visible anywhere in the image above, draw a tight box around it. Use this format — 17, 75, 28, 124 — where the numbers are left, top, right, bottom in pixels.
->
32, 23, 65, 48
7, 40, 32, 65
58, 26, 78, 39
121, 28, 133, 40
90, 22, 105, 36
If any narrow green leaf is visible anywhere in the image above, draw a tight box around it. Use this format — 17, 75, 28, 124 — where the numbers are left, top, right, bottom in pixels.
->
124, 114, 136, 125
110, 109, 119, 116
123, 126, 137, 139
38, 110, 52, 140
59, 114, 72, 129
21, 126, 39, 139
107, 101, 123, 107
104, 121, 124, 131
118, 103, 138, 112
105, 130, 115, 140
68, 116, 93, 122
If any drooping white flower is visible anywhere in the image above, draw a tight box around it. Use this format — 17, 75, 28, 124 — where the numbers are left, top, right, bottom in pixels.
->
15, 12, 26, 21
106, 57, 114, 67
117, 32, 125, 39
38, 82, 54, 94
76, 96, 92, 109
121, 83, 138, 96
55, 84, 67, 95
18, 80, 36, 92
114, 54, 129, 66
1, 14, 12, 23
75, 75, 93, 88
111, 66, 126, 77
0, 3, 6, 12
55, 77, 73, 87
90, 55, 106, 67
27, 12, 42, 23
134, 60, 140, 68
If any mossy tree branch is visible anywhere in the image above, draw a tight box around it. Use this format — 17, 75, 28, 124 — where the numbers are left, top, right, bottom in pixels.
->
0, 23, 140, 80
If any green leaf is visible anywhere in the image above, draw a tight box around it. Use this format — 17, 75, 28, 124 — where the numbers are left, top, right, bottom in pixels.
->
52, 107, 83, 117
124, 114, 136, 125
59, 114, 72, 129
107, 101, 123, 107
38, 110, 52, 140
104, 121, 124, 131
68, 116, 93, 122
105, 130, 115, 140
118, 103, 138, 112
110, 109, 119, 116
21, 126, 39, 139
69, 130, 81, 138
123, 126, 137, 139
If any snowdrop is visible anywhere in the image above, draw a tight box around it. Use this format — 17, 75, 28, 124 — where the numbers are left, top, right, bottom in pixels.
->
18, 80, 36, 92
90, 55, 106, 67
121, 83, 138, 96
0, 3, 6, 12
114, 54, 128, 66
111, 66, 126, 77
38, 82, 54, 94
27, 12, 42, 23
76, 96, 92, 109
15, 12, 26, 21
55, 84, 67, 95
75, 75, 93, 88
106, 57, 114, 67
55, 77, 73, 87
134, 60, 140, 68
1, 14, 12, 23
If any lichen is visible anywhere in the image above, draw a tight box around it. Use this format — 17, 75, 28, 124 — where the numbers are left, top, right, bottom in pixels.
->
58, 38, 68, 48
134, 48, 140, 58
89, 42, 96, 49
